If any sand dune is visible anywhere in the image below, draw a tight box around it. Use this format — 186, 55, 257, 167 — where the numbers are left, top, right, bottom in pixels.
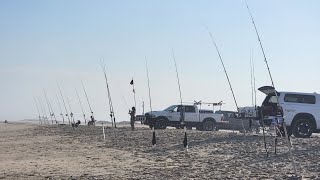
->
0, 122, 319, 179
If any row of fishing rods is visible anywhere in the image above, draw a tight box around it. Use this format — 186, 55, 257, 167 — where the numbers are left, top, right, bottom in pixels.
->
33, 57, 120, 128
33, 81, 96, 127
214, 0, 297, 176
146, 1, 297, 176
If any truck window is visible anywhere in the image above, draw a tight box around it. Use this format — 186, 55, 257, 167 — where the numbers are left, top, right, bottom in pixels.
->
174, 105, 184, 112
284, 94, 315, 104
262, 93, 280, 106
199, 110, 213, 114
164, 105, 176, 111
185, 106, 196, 113
268, 96, 278, 103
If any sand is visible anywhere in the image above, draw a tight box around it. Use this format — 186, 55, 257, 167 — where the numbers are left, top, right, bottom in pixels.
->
0, 122, 319, 179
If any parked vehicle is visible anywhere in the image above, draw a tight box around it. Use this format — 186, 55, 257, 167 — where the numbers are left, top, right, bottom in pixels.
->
238, 106, 258, 119
137, 104, 226, 131
258, 86, 320, 138
215, 110, 238, 118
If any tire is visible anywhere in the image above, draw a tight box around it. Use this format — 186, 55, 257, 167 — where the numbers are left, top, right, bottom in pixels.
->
202, 120, 216, 131
155, 118, 167, 129
292, 119, 314, 138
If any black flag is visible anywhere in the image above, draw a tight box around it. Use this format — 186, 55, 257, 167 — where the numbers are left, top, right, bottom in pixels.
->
130, 79, 134, 85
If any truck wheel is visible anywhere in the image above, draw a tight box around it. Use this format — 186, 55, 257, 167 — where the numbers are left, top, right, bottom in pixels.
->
202, 121, 216, 131
155, 119, 167, 129
292, 119, 314, 138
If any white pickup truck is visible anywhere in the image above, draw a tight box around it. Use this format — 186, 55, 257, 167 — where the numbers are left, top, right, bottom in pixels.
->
137, 104, 226, 131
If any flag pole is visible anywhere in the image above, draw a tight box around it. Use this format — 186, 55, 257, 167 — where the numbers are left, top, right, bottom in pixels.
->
131, 78, 137, 109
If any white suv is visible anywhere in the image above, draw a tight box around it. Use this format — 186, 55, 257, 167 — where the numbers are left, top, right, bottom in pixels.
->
259, 86, 320, 138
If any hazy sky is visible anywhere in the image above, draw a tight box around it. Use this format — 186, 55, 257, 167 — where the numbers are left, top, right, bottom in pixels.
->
1, 0, 319, 122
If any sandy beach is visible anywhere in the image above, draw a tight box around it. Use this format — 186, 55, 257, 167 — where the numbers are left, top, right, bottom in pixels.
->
0, 122, 320, 179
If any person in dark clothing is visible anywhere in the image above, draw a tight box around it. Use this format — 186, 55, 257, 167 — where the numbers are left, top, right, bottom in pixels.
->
88, 115, 95, 126
129, 107, 136, 130
72, 120, 81, 127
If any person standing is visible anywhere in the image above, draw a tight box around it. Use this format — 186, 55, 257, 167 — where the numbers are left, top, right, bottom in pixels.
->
129, 107, 136, 130
88, 115, 95, 126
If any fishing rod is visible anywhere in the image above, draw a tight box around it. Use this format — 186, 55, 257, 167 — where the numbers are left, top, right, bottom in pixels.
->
44, 89, 57, 124
76, 88, 87, 125
250, 49, 269, 156
81, 81, 94, 125
58, 83, 71, 125
34, 97, 42, 126
63, 86, 75, 125
56, 94, 65, 124
49, 102, 57, 124
205, 27, 247, 136
100, 57, 113, 127
245, 2, 279, 155
245, 0, 297, 175
38, 97, 49, 125
100, 57, 116, 128
36, 98, 45, 124
43, 90, 54, 125
172, 49, 188, 149
206, 28, 238, 109
248, 50, 255, 132
48, 96, 57, 124
250, 50, 254, 107
252, 51, 257, 107
142, 101, 145, 115
43, 89, 53, 124
145, 57, 156, 146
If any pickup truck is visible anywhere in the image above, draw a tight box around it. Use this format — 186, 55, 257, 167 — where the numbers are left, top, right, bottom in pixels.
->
258, 86, 320, 138
137, 104, 227, 131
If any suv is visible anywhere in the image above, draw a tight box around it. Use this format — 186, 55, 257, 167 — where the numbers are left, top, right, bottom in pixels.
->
258, 86, 320, 138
